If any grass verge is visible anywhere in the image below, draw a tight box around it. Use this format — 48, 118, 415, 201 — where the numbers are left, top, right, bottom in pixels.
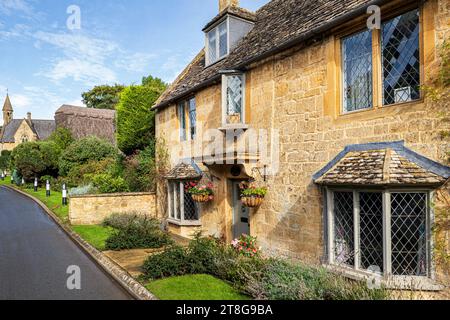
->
146, 274, 250, 300
72, 225, 114, 251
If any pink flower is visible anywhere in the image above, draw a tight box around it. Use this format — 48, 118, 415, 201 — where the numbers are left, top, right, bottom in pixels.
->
231, 239, 238, 247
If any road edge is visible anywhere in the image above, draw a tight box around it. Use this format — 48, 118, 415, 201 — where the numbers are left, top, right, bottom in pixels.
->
2, 185, 157, 301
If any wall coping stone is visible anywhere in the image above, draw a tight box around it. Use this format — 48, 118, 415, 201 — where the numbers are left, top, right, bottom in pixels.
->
70, 192, 155, 199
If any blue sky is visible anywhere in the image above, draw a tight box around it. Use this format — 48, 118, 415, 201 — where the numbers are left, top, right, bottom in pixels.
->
0, 0, 269, 123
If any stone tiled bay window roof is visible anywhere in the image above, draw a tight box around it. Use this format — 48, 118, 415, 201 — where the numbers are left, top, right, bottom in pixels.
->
314, 141, 450, 187
165, 162, 203, 180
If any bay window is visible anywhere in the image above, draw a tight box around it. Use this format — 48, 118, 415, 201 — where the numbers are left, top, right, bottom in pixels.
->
328, 189, 431, 279
168, 181, 200, 224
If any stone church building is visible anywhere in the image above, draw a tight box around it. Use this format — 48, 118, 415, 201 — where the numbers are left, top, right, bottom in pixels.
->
0, 94, 56, 151
0, 95, 117, 151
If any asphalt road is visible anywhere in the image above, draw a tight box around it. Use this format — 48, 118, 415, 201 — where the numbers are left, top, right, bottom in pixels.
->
0, 187, 132, 300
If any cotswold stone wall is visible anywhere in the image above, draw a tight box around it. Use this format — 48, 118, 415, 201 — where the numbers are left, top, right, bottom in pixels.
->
156, 0, 449, 266
69, 192, 156, 225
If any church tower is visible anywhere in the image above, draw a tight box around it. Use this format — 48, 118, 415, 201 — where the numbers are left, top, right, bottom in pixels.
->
2, 93, 13, 126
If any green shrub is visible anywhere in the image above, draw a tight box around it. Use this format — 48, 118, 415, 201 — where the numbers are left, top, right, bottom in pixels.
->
116, 84, 165, 155
67, 158, 116, 186
88, 173, 129, 194
123, 145, 156, 192
244, 259, 389, 300
59, 137, 118, 176
68, 184, 97, 196
11, 142, 45, 181
141, 235, 389, 300
142, 245, 189, 279
103, 213, 173, 250
48, 127, 74, 151
186, 234, 221, 275
0, 150, 11, 171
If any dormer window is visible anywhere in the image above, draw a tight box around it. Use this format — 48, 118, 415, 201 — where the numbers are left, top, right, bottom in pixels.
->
204, 1, 255, 67
207, 21, 228, 66
222, 72, 246, 127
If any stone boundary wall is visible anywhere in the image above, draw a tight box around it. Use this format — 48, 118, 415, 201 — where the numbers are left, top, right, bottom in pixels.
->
69, 192, 156, 225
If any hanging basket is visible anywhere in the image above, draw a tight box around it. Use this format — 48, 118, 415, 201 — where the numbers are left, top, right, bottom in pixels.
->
242, 196, 264, 208
191, 194, 212, 203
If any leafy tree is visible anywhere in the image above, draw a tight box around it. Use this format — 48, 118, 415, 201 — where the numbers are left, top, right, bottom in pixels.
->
48, 127, 74, 151
0, 150, 11, 171
39, 141, 62, 177
142, 75, 167, 88
82, 84, 125, 110
11, 142, 45, 181
59, 136, 119, 176
116, 82, 166, 155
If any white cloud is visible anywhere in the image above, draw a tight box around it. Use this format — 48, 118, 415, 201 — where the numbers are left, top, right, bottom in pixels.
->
115, 52, 157, 73
0, 0, 33, 16
44, 58, 117, 85
9, 93, 31, 109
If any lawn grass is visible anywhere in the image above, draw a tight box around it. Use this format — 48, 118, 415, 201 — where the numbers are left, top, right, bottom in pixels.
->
146, 274, 250, 300
22, 186, 69, 222
72, 225, 114, 251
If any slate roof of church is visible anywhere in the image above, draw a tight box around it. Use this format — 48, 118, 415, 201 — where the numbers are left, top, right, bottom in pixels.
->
0, 119, 56, 143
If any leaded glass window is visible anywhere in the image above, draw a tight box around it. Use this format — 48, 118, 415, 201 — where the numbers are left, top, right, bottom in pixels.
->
330, 190, 430, 279
188, 98, 196, 140
359, 192, 383, 272
342, 29, 373, 112
168, 181, 199, 223
219, 22, 228, 58
382, 9, 420, 105
178, 102, 186, 141
333, 192, 354, 266
208, 30, 217, 65
391, 193, 428, 276
206, 21, 228, 65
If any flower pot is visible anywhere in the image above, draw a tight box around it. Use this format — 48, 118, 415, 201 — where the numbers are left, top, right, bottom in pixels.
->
227, 113, 241, 124
192, 194, 212, 203
241, 196, 263, 208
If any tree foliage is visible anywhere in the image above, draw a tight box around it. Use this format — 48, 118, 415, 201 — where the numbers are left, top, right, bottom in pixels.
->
11, 141, 61, 181
59, 136, 119, 176
48, 127, 74, 151
116, 80, 166, 155
0, 150, 11, 171
82, 84, 125, 110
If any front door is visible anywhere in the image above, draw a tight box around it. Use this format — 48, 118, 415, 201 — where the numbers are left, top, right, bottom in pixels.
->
232, 181, 250, 239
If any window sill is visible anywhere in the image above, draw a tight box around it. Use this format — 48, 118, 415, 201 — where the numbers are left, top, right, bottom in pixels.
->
324, 264, 444, 291
218, 124, 249, 132
167, 219, 202, 227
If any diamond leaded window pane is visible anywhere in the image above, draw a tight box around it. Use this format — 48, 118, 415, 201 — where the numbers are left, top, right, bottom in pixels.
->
219, 22, 228, 58
382, 9, 420, 105
334, 192, 354, 267
189, 98, 196, 139
227, 75, 243, 116
342, 29, 373, 112
183, 182, 199, 221
391, 193, 427, 276
360, 193, 384, 272
208, 30, 217, 64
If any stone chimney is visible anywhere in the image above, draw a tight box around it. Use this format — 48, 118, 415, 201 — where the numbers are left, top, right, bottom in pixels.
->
219, 0, 239, 12
27, 112, 31, 122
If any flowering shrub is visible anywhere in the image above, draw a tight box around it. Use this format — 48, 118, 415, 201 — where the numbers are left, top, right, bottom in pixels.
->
186, 181, 214, 198
239, 183, 267, 198
231, 234, 260, 258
